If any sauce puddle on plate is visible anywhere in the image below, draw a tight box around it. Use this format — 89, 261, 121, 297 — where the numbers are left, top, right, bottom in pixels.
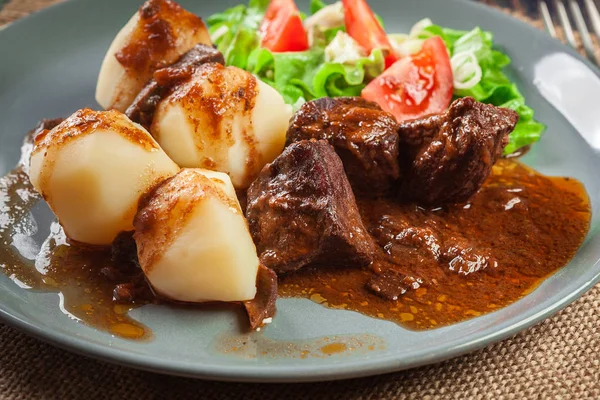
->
280, 160, 591, 330
213, 332, 385, 359
0, 144, 152, 339
0, 133, 591, 339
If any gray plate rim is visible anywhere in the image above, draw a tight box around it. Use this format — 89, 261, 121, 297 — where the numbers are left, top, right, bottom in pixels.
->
0, 0, 599, 383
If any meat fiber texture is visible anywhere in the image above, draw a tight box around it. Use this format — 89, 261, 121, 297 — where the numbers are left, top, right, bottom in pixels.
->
286, 97, 400, 196
397, 97, 519, 206
246, 139, 374, 274
126, 44, 225, 129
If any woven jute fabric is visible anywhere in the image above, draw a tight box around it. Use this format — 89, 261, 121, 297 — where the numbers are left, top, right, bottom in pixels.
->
1, 285, 598, 399
0, 0, 63, 25
1, 1, 599, 398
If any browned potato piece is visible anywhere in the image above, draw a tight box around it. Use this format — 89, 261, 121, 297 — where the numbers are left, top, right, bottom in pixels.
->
96, 0, 212, 111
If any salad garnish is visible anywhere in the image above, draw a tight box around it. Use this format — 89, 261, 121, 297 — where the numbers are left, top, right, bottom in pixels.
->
207, 0, 544, 154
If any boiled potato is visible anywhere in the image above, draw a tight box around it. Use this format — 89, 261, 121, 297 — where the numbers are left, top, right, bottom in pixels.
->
96, 0, 212, 112
29, 109, 179, 245
133, 168, 259, 302
151, 63, 292, 189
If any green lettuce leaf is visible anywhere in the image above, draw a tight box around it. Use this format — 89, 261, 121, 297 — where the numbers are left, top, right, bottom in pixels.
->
323, 26, 346, 43
223, 28, 259, 70
208, 2, 536, 155
423, 25, 545, 154
248, 47, 324, 104
248, 0, 270, 11
310, 0, 328, 14
248, 47, 384, 107
207, 2, 264, 69
313, 49, 385, 98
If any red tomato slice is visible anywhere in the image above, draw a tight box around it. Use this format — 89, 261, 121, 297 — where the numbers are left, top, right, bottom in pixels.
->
362, 36, 453, 122
342, 0, 398, 68
259, 0, 309, 52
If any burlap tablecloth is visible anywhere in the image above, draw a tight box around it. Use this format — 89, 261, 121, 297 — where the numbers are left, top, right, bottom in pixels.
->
1, 1, 599, 398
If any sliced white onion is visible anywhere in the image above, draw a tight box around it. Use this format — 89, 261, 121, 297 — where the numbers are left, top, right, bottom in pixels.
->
451, 51, 482, 90
388, 33, 409, 44
390, 38, 425, 57
210, 25, 229, 42
304, 1, 344, 47
388, 18, 433, 56
453, 28, 484, 55
409, 18, 434, 38
304, 1, 344, 32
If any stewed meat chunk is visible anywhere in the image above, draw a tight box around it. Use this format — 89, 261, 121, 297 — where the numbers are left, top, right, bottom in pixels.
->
398, 97, 519, 205
366, 269, 423, 301
246, 140, 374, 274
243, 264, 278, 330
286, 97, 400, 195
125, 44, 224, 129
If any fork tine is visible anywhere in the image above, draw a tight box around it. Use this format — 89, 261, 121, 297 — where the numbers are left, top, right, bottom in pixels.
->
555, 0, 579, 47
568, 0, 599, 64
584, 0, 600, 38
540, 0, 558, 37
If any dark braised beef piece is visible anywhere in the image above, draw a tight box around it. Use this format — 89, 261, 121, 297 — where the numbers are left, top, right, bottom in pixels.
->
286, 97, 400, 195
246, 139, 374, 274
366, 269, 423, 301
107, 231, 154, 303
112, 277, 154, 304
398, 97, 518, 205
110, 231, 140, 273
369, 207, 498, 273
243, 264, 278, 330
440, 237, 498, 275
125, 44, 224, 129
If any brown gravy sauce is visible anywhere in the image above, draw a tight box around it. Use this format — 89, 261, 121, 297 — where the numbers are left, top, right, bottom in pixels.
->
214, 332, 385, 359
0, 155, 153, 339
0, 134, 591, 338
280, 160, 590, 329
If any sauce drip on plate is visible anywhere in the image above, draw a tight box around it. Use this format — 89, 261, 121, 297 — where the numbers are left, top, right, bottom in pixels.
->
280, 160, 590, 329
0, 134, 151, 340
0, 169, 151, 339
0, 133, 591, 337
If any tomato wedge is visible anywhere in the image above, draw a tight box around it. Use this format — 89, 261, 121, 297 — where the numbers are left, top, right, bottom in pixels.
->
341, 0, 398, 68
259, 0, 309, 52
362, 36, 453, 122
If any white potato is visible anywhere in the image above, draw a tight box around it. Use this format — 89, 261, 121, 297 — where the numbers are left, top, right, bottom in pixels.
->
151, 63, 292, 189
29, 109, 179, 245
133, 168, 259, 303
96, 0, 212, 112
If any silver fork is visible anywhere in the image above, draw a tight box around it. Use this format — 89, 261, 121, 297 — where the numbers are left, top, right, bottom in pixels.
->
539, 0, 600, 65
